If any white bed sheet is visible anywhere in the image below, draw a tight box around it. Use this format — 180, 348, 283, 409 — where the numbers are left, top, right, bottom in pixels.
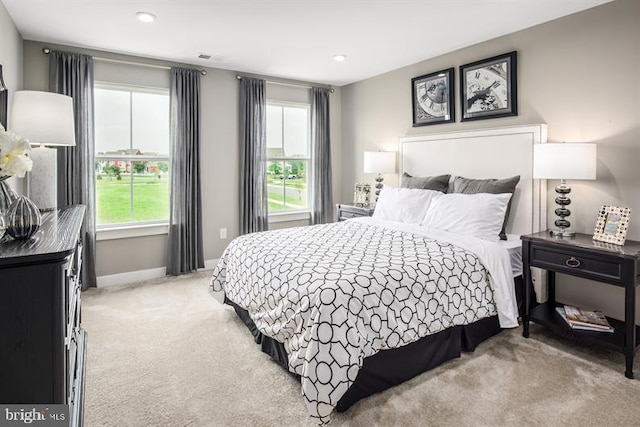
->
350, 217, 519, 328
499, 235, 523, 278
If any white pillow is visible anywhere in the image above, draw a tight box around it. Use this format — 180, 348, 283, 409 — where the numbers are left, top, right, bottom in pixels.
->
421, 192, 512, 241
372, 185, 443, 225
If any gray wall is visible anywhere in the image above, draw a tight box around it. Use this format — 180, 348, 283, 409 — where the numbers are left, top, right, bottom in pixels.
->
341, 0, 640, 321
0, 1, 24, 192
22, 40, 342, 277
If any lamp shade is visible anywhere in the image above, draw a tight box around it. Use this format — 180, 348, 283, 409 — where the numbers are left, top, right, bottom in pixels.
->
533, 142, 596, 180
9, 91, 76, 146
363, 151, 396, 174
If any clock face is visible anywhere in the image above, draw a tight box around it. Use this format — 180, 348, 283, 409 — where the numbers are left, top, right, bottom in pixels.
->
416, 77, 449, 118
412, 68, 454, 126
465, 61, 509, 113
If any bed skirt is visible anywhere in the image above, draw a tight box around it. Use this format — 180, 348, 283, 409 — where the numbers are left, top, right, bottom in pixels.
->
226, 298, 499, 411
224, 276, 530, 412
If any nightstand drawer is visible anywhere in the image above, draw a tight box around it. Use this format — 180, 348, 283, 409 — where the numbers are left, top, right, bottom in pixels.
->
340, 211, 360, 221
530, 244, 624, 283
337, 204, 374, 222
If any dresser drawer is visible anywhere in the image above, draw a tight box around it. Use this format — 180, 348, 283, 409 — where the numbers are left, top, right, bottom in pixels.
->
67, 328, 78, 401
74, 242, 83, 281
529, 243, 624, 284
69, 328, 86, 427
66, 277, 81, 347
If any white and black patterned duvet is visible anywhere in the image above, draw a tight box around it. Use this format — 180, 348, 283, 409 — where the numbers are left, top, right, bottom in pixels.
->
210, 219, 501, 423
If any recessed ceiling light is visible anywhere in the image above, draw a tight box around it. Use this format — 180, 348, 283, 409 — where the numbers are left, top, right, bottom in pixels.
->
333, 54, 347, 62
136, 12, 156, 23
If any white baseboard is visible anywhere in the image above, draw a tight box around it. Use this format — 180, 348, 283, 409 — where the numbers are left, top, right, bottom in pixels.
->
97, 259, 219, 288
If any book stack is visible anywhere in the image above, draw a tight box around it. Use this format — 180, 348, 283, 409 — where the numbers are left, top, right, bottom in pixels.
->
555, 305, 614, 333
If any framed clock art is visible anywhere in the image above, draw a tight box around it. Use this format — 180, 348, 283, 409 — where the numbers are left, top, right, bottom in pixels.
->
460, 51, 517, 121
411, 67, 454, 126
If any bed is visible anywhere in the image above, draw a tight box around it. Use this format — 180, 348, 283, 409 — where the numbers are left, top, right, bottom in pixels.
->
210, 124, 548, 424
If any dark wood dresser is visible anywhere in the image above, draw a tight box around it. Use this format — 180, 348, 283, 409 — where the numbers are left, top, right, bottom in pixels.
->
0, 205, 86, 426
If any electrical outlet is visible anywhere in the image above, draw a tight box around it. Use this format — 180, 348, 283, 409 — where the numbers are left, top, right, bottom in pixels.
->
220, 228, 227, 239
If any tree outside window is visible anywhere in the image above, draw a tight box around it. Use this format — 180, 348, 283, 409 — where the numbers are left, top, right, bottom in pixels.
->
94, 83, 170, 226
266, 102, 310, 213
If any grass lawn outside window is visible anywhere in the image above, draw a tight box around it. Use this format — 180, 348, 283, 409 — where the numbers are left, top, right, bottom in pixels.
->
96, 173, 169, 225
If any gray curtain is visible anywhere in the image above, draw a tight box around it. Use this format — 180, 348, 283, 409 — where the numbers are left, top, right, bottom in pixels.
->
239, 77, 268, 234
310, 87, 333, 224
167, 67, 204, 275
49, 51, 97, 290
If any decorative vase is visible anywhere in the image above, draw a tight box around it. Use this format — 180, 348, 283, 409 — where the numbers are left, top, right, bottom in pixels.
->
0, 179, 18, 212
0, 209, 5, 240
5, 195, 42, 240
0, 179, 18, 240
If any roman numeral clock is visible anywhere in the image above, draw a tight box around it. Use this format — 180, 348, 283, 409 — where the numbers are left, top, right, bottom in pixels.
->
411, 67, 455, 126
460, 51, 518, 121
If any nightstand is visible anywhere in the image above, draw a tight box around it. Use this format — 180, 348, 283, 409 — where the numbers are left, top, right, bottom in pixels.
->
336, 204, 374, 221
521, 231, 640, 379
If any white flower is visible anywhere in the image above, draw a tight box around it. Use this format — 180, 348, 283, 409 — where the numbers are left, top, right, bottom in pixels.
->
0, 124, 33, 179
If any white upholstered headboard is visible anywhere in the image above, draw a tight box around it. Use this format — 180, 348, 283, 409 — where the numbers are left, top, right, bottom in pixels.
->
399, 124, 547, 236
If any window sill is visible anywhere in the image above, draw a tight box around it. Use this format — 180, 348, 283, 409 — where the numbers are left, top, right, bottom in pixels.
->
96, 223, 169, 241
268, 211, 311, 224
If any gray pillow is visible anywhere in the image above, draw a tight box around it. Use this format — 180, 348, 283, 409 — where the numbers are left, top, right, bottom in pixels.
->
451, 175, 520, 240
401, 173, 450, 193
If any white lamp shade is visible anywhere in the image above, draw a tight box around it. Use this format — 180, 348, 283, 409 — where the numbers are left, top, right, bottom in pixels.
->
363, 151, 396, 174
9, 90, 76, 146
533, 142, 597, 180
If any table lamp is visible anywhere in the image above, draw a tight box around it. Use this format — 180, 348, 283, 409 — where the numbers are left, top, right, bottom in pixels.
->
533, 142, 597, 237
10, 91, 76, 211
363, 151, 396, 201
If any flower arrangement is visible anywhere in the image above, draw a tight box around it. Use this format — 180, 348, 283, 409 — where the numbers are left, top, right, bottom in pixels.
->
0, 124, 33, 181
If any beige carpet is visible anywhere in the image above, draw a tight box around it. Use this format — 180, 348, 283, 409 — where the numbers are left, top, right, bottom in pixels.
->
82, 273, 640, 426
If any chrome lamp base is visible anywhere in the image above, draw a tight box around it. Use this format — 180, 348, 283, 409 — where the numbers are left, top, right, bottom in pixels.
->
374, 174, 384, 201
551, 179, 574, 238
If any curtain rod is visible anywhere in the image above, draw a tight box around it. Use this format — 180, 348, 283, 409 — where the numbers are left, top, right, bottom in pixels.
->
42, 47, 207, 76
236, 75, 334, 93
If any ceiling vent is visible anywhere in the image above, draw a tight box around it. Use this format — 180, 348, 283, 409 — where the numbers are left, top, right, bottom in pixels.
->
198, 54, 211, 60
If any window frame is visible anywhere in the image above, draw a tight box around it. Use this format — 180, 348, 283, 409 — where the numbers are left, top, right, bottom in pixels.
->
93, 81, 171, 236
265, 100, 312, 220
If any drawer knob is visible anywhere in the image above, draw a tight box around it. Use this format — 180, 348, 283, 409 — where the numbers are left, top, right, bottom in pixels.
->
566, 257, 581, 268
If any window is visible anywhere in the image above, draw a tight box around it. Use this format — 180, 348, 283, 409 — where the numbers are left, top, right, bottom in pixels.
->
94, 83, 170, 227
266, 102, 310, 214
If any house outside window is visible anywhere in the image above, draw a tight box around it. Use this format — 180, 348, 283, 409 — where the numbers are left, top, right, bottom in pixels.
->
94, 82, 170, 228
266, 102, 310, 214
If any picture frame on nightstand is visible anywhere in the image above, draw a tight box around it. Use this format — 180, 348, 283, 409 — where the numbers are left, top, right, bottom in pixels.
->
593, 205, 631, 245
353, 183, 371, 207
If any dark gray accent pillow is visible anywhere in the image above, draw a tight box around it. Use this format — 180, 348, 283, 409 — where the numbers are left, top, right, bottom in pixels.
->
401, 172, 450, 193
451, 175, 521, 240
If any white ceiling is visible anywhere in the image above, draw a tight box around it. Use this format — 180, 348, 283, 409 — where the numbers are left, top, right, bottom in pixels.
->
3, 0, 610, 86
